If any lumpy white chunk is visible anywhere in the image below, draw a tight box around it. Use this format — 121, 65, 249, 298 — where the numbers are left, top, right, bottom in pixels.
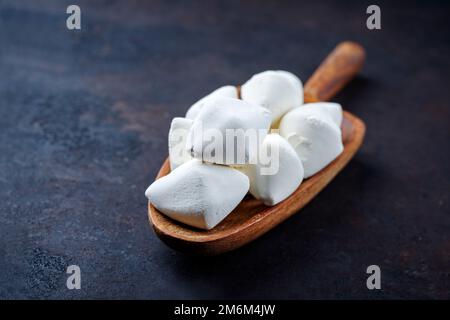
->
185, 85, 238, 120
186, 97, 272, 165
295, 102, 343, 127
279, 103, 343, 178
241, 70, 303, 125
238, 133, 304, 206
145, 160, 249, 230
168, 117, 193, 171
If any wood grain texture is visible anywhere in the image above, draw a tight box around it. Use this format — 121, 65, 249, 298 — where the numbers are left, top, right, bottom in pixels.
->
304, 41, 366, 103
148, 41, 366, 255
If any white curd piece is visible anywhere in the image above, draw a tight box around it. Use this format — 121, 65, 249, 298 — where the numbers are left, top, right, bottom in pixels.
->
186, 97, 272, 165
238, 134, 304, 206
279, 104, 343, 178
145, 160, 249, 230
168, 117, 193, 171
185, 85, 238, 120
276, 70, 303, 91
241, 70, 303, 125
296, 102, 343, 127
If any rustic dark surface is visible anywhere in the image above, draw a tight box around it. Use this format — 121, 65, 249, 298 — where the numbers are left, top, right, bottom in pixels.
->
0, 0, 449, 299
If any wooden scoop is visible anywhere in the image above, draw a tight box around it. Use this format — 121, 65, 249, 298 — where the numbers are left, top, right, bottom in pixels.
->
148, 41, 366, 255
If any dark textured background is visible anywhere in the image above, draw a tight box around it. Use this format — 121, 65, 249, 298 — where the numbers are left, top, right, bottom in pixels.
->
0, 0, 449, 299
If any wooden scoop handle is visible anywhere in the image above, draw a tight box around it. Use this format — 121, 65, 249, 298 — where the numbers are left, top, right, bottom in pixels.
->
304, 41, 366, 103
